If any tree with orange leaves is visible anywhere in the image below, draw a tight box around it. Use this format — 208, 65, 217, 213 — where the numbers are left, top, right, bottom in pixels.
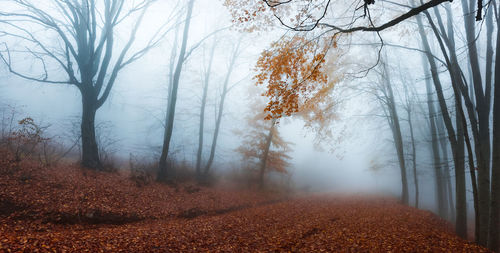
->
255, 36, 331, 120
236, 86, 293, 187
224, 0, 472, 122
254, 33, 347, 151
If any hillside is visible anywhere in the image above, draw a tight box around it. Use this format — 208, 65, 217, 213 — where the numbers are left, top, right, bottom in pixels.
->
0, 150, 491, 252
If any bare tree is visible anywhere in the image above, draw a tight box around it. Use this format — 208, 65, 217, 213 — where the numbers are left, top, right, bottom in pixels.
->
460, 0, 492, 244
156, 0, 226, 181
401, 76, 419, 208
420, 3, 494, 242
158, 0, 195, 181
415, 10, 472, 238
373, 58, 409, 205
0, 0, 177, 169
203, 39, 242, 176
196, 36, 218, 178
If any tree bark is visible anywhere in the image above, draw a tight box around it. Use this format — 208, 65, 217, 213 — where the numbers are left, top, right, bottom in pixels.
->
259, 119, 276, 188
81, 88, 101, 169
196, 39, 217, 178
407, 104, 419, 208
381, 61, 409, 205
487, 7, 500, 251
461, 0, 491, 244
455, 94, 468, 239
158, 0, 195, 181
204, 40, 241, 175
437, 114, 455, 221
416, 13, 446, 216
420, 7, 473, 238
424, 68, 446, 219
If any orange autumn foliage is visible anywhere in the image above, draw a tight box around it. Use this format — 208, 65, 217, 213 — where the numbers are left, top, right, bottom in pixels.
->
235, 86, 293, 174
255, 36, 332, 120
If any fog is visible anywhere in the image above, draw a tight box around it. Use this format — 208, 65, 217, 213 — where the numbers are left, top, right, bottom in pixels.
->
0, 0, 492, 223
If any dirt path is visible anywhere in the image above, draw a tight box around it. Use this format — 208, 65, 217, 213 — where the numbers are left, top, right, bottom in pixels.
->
0, 196, 490, 252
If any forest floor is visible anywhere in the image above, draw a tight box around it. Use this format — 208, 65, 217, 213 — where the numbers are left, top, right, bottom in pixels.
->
0, 150, 492, 252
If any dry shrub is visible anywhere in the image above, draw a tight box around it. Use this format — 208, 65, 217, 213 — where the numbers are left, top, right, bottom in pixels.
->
222, 165, 294, 194
223, 166, 261, 190
0, 105, 74, 168
168, 159, 197, 184
6, 117, 48, 161
96, 121, 119, 172
128, 154, 156, 187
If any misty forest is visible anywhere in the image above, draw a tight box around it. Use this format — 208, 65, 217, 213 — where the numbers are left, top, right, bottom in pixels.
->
0, 0, 499, 252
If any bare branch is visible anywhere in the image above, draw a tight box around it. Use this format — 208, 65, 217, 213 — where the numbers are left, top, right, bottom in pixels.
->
0, 43, 70, 84
266, 0, 451, 33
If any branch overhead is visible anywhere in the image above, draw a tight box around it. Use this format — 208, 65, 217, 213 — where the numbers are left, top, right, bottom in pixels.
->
265, 0, 453, 33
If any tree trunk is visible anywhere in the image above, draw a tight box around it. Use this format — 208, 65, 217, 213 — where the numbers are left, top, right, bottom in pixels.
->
196, 39, 216, 178
158, 0, 195, 181
196, 76, 209, 177
202, 83, 227, 175
424, 68, 446, 218
80, 89, 101, 169
455, 95, 468, 238
259, 119, 276, 188
437, 115, 455, 221
414, 16, 446, 215
487, 9, 500, 251
418, 9, 474, 237
204, 40, 241, 175
407, 107, 419, 208
382, 61, 409, 205
461, 0, 491, 244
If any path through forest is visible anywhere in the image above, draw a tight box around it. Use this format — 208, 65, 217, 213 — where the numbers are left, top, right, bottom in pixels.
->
1, 196, 491, 252
0, 154, 491, 252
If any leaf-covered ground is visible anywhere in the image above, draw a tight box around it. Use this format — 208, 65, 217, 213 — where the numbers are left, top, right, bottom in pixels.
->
0, 151, 491, 252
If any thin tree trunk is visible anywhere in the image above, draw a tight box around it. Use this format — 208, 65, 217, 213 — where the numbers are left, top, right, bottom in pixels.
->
158, 0, 195, 181
407, 106, 419, 208
423, 66, 446, 218
415, 13, 446, 216
196, 39, 217, 178
259, 119, 276, 188
158, 22, 180, 177
464, 103, 481, 244
455, 93, 468, 239
437, 114, 455, 221
381, 61, 409, 205
203, 40, 241, 175
421, 8, 475, 238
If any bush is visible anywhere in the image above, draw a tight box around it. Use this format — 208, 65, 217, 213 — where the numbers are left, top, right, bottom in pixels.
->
128, 154, 156, 187
7, 117, 48, 161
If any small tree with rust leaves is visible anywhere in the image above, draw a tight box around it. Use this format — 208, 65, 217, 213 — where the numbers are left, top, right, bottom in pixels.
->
236, 86, 293, 188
